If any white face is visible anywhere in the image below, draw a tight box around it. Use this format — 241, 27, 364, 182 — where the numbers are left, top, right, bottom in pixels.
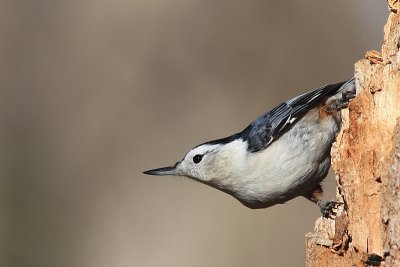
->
144, 139, 248, 186
177, 144, 222, 182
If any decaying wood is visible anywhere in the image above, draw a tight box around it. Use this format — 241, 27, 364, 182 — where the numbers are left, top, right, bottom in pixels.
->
305, 2, 400, 266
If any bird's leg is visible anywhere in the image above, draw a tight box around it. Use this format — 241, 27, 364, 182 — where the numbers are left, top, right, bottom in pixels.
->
317, 200, 343, 219
325, 90, 356, 112
303, 183, 343, 218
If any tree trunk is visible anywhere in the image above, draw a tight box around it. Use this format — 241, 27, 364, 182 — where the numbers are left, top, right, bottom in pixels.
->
305, 2, 400, 266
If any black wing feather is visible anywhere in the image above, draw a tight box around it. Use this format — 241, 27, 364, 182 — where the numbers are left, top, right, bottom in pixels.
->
241, 81, 348, 152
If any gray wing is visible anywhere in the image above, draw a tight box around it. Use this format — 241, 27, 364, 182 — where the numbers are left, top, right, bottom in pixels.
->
242, 81, 348, 153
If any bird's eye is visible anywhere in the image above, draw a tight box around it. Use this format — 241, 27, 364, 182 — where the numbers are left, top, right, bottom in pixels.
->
193, 154, 203, 164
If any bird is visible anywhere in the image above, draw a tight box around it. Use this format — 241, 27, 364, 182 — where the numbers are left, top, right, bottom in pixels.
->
144, 78, 356, 217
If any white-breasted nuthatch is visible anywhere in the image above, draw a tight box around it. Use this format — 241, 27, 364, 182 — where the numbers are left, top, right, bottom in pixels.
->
144, 78, 356, 217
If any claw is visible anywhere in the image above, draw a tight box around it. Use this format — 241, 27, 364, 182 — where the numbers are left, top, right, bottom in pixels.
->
317, 200, 343, 219
341, 89, 356, 101
325, 90, 356, 112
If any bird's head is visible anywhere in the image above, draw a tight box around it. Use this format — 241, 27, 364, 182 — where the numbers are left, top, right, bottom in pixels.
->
144, 139, 247, 186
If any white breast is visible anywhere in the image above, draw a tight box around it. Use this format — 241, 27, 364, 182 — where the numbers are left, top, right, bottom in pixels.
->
210, 108, 339, 208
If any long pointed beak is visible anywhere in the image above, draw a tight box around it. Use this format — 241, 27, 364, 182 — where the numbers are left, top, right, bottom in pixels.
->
143, 164, 181, 176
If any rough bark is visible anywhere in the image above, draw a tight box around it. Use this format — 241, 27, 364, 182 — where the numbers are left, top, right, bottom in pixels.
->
305, 2, 400, 266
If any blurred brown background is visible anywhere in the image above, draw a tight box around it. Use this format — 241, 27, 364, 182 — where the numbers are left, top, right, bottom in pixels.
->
1, 1, 387, 267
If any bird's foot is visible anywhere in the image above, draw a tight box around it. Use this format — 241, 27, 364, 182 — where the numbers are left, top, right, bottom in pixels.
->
325, 90, 356, 111
317, 200, 343, 219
